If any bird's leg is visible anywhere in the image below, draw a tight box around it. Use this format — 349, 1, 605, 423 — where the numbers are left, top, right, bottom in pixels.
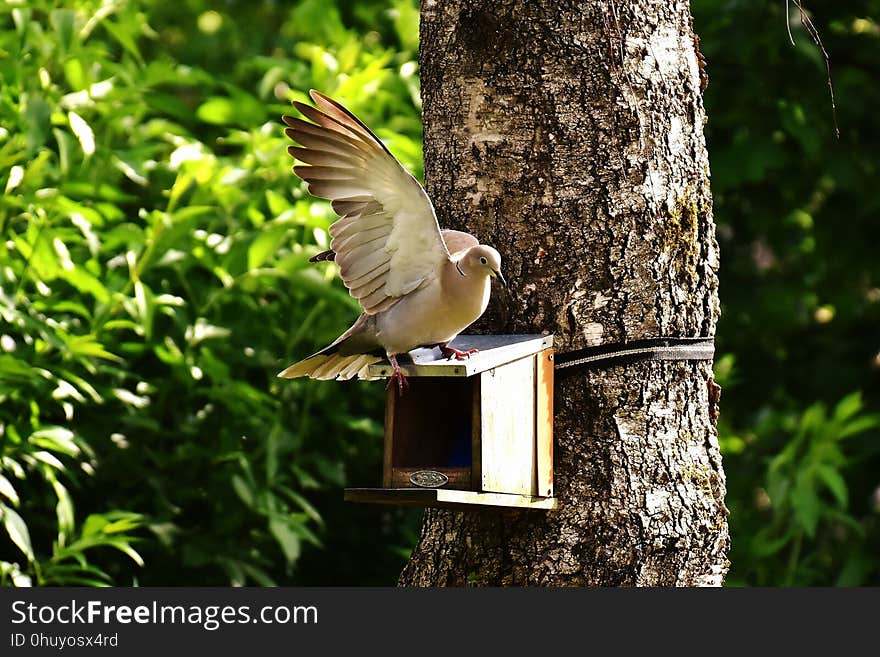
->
385, 353, 409, 395
438, 342, 479, 360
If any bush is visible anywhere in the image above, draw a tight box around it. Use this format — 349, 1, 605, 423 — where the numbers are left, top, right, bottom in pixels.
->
0, 0, 421, 586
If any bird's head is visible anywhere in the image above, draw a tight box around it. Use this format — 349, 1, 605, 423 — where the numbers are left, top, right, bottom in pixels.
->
459, 245, 506, 288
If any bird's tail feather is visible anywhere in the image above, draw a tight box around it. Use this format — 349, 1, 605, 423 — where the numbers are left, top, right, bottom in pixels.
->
277, 352, 381, 381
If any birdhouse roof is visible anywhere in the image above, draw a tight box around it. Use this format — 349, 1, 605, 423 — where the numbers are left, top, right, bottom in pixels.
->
367, 334, 553, 378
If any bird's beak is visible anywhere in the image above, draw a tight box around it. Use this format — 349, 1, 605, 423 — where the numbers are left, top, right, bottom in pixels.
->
492, 269, 508, 290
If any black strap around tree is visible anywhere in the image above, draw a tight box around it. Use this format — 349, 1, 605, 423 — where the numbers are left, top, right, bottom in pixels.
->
553, 336, 715, 378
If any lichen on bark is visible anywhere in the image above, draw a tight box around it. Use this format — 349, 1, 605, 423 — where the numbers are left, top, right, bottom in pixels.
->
399, 0, 729, 586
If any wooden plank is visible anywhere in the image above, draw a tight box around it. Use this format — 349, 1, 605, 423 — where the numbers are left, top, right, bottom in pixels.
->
367, 334, 554, 378
382, 384, 395, 488
390, 466, 471, 490
471, 373, 482, 489
536, 348, 555, 498
344, 487, 557, 510
480, 357, 536, 495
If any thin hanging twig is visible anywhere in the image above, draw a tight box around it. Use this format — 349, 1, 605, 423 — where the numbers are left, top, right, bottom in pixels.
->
785, 0, 796, 46
788, 0, 840, 138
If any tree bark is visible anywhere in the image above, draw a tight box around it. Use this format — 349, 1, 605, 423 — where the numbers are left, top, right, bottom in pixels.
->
399, 0, 728, 586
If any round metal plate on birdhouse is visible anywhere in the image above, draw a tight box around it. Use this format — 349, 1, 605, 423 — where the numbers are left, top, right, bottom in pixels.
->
409, 470, 449, 488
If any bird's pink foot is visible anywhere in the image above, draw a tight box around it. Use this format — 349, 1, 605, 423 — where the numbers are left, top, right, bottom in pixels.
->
385, 353, 409, 395
439, 344, 479, 361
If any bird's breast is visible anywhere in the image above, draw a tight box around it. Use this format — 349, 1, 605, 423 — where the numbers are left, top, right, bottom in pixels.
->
376, 274, 491, 354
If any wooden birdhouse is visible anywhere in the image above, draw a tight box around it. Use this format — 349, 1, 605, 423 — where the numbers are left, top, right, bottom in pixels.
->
344, 334, 556, 510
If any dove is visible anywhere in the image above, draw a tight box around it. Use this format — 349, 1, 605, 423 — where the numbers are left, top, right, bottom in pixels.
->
276, 90, 506, 392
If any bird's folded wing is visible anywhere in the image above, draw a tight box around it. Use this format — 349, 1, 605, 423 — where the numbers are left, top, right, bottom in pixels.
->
283, 90, 450, 314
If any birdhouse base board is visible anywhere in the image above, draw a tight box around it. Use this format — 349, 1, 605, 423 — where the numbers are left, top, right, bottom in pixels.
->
344, 487, 557, 510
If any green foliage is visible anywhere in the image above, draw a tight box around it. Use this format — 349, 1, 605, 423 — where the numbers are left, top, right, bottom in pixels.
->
694, 1, 880, 585
741, 394, 880, 584
0, 0, 421, 585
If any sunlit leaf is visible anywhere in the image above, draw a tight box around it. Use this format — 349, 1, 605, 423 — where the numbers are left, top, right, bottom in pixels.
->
67, 335, 123, 362
4, 165, 24, 194
31, 451, 66, 471
29, 426, 80, 457
51, 478, 75, 539
196, 97, 236, 125
68, 111, 95, 157
0, 475, 20, 507
1, 504, 34, 561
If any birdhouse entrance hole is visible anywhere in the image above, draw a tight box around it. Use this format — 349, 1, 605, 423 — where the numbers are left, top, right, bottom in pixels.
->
385, 377, 476, 490
345, 334, 557, 510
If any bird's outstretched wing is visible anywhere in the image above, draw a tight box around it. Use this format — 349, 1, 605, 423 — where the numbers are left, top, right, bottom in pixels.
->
283, 90, 450, 314
309, 228, 478, 264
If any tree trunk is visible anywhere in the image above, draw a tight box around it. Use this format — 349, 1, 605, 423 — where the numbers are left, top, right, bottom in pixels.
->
399, 0, 729, 586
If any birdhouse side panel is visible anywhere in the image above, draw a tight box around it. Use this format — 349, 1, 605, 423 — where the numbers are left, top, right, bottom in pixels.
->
536, 348, 555, 498
480, 357, 537, 495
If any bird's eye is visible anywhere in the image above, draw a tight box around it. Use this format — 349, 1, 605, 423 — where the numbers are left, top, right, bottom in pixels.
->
479, 257, 488, 265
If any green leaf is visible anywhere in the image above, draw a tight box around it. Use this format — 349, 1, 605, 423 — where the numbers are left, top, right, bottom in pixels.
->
815, 465, 848, 507
265, 189, 290, 217
23, 93, 52, 153
792, 471, 820, 537
231, 475, 254, 508
29, 426, 80, 457
106, 540, 145, 567
196, 97, 236, 125
833, 392, 862, 422
51, 478, 75, 539
1, 504, 34, 562
0, 475, 20, 507
63, 58, 86, 90
59, 267, 111, 303
269, 517, 301, 564
239, 562, 276, 587
82, 514, 108, 537
68, 111, 95, 157
278, 486, 324, 527
101, 514, 143, 535
67, 335, 123, 363
101, 19, 143, 64
248, 225, 288, 270
18, 231, 59, 281
56, 369, 104, 403
32, 451, 66, 471
50, 9, 77, 54
0, 355, 36, 382
836, 415, 880, 440
798, 403, 826, 438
